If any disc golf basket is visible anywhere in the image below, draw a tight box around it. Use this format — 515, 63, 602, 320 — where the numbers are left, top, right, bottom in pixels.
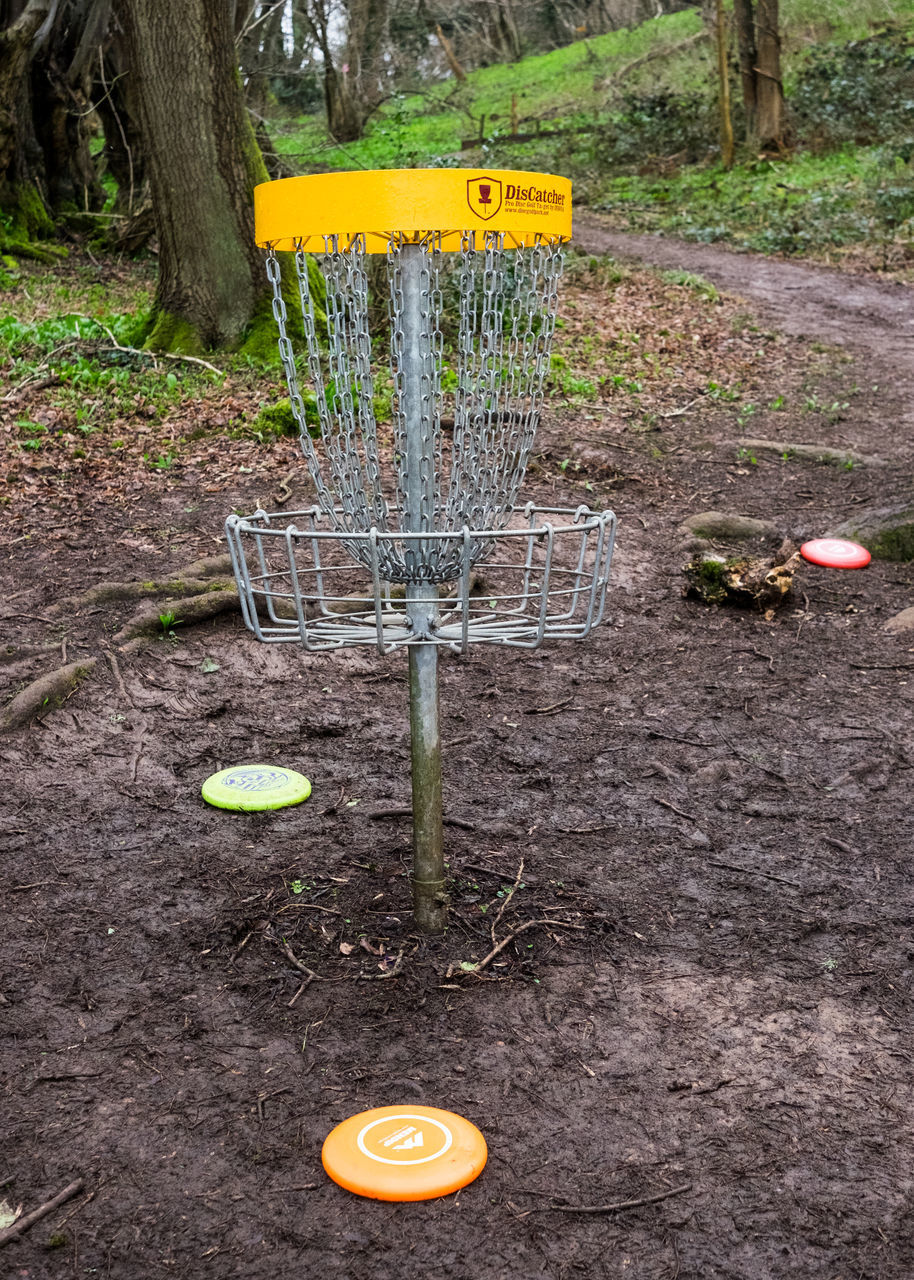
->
225, 169, 617, 933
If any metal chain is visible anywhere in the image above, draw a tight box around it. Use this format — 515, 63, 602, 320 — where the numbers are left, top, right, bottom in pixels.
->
266, 231, 564, 583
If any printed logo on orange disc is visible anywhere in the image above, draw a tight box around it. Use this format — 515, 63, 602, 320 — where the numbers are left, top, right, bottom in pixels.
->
357, 1112, 454, 1166
467, 176, 503, 221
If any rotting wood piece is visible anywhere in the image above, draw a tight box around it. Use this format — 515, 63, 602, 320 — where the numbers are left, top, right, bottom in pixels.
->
683, 546, 800, 611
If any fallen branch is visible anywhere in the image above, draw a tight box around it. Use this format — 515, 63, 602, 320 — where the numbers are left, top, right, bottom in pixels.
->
71, 314, 225, 377
655, 797, 700, 823
490, 858, 524, 945
268, 931, 322, 983
0, 658, 97, 733
0, 1178, 84, 1247
525, 695, 574, 716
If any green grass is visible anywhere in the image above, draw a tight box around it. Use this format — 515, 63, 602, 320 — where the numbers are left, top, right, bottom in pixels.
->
594, 144, 914, 261
272, 0, 914, 175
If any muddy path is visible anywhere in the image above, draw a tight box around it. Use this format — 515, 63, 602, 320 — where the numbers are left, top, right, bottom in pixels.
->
2, 239, 914, 1279
575, 210, 914, 374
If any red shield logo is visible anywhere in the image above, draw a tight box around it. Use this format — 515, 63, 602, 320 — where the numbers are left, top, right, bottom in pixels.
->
467, 176, 503, 221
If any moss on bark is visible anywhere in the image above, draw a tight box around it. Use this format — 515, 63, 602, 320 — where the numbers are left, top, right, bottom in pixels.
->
143, 312, 206, 356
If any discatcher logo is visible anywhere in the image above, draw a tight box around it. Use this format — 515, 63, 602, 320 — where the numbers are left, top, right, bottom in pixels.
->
467, 175, 503, 220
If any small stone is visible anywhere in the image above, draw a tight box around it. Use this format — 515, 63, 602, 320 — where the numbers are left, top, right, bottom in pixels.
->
884, 607, 914, 635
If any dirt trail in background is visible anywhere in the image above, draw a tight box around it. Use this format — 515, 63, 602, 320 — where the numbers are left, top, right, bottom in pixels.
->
575, 211, 914, 377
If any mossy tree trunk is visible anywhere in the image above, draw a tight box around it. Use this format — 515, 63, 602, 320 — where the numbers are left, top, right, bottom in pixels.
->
0, 0, 56, 243
113, 0, 270, 352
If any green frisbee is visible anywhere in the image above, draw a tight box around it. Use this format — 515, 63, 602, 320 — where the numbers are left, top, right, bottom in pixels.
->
201, 764, 312, 812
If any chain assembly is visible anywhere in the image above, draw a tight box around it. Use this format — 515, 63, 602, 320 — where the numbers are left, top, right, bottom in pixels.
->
265, 230, 565, 585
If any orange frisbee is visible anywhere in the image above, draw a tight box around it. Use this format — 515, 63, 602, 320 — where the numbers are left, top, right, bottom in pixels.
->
322, 1105, 487, 1201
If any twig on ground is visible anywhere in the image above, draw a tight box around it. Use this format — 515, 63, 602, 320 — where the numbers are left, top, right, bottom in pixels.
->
490, 858, 525, 945
0, 1178, 85, 1247
709, 859, 800, 888
368, 805, 475, 830
655, 798, 699, 823
358, 948, 407, 981
264, 1184, 318, 1193
449, 918, 585, 978
547, 1181, 692, 1215
525, 696, 574, 716
269, 932, 322, 983
73, 314, 225, 377
646, 729, 715, 748
287, 980, 309, 1007
319, 785, 347, 816
229, 929, 254, 965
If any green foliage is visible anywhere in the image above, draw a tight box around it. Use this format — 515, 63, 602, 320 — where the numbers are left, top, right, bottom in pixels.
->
158, 610, 181, 638
0, 310, 147, 356
660, 269, 719, 301
596, 145, 914, 261
251, 396, 315, 439
592, 90, 720, 168
549, 354, 597, 400
790, 28, 914, 148
262, 0, 914, 275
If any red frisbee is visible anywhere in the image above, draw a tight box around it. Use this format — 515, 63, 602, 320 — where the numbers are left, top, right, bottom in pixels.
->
800, 538, 871, 570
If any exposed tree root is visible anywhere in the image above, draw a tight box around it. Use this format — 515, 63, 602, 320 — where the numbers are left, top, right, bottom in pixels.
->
112, 588, 240, 645
1, 642, 62, 667
0, 658, 98, 733
51, 554, 236, 614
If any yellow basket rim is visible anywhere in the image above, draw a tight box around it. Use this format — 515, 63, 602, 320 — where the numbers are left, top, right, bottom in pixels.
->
254, 167, 572, 253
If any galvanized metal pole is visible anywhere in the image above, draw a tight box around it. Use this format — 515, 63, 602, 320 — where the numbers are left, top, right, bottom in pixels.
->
400, 243, 448, 933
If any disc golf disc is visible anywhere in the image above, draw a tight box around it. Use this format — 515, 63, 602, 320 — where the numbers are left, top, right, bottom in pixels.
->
322, 1105, 487, 1201
201, 764, 311, 811
800, 538, 871, 570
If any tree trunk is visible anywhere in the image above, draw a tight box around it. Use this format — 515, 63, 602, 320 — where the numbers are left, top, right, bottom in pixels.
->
714, 0, 733, 169
94, 23, 145, 215
346, 0, 389, 115
0, 0, 55, 241
435, 23, 466, 82
113, 0, 270, 351
755, 0, 784, 150
299, 0, 363, 142
732, 0, 783, 150
31, 0, 108, 215
732, 0, 758, 145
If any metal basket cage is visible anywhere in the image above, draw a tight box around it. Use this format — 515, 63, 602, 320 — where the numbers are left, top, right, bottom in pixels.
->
226, 502, 617, 654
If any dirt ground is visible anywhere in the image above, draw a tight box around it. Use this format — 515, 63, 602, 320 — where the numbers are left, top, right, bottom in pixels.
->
2, 220, 914, 1279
